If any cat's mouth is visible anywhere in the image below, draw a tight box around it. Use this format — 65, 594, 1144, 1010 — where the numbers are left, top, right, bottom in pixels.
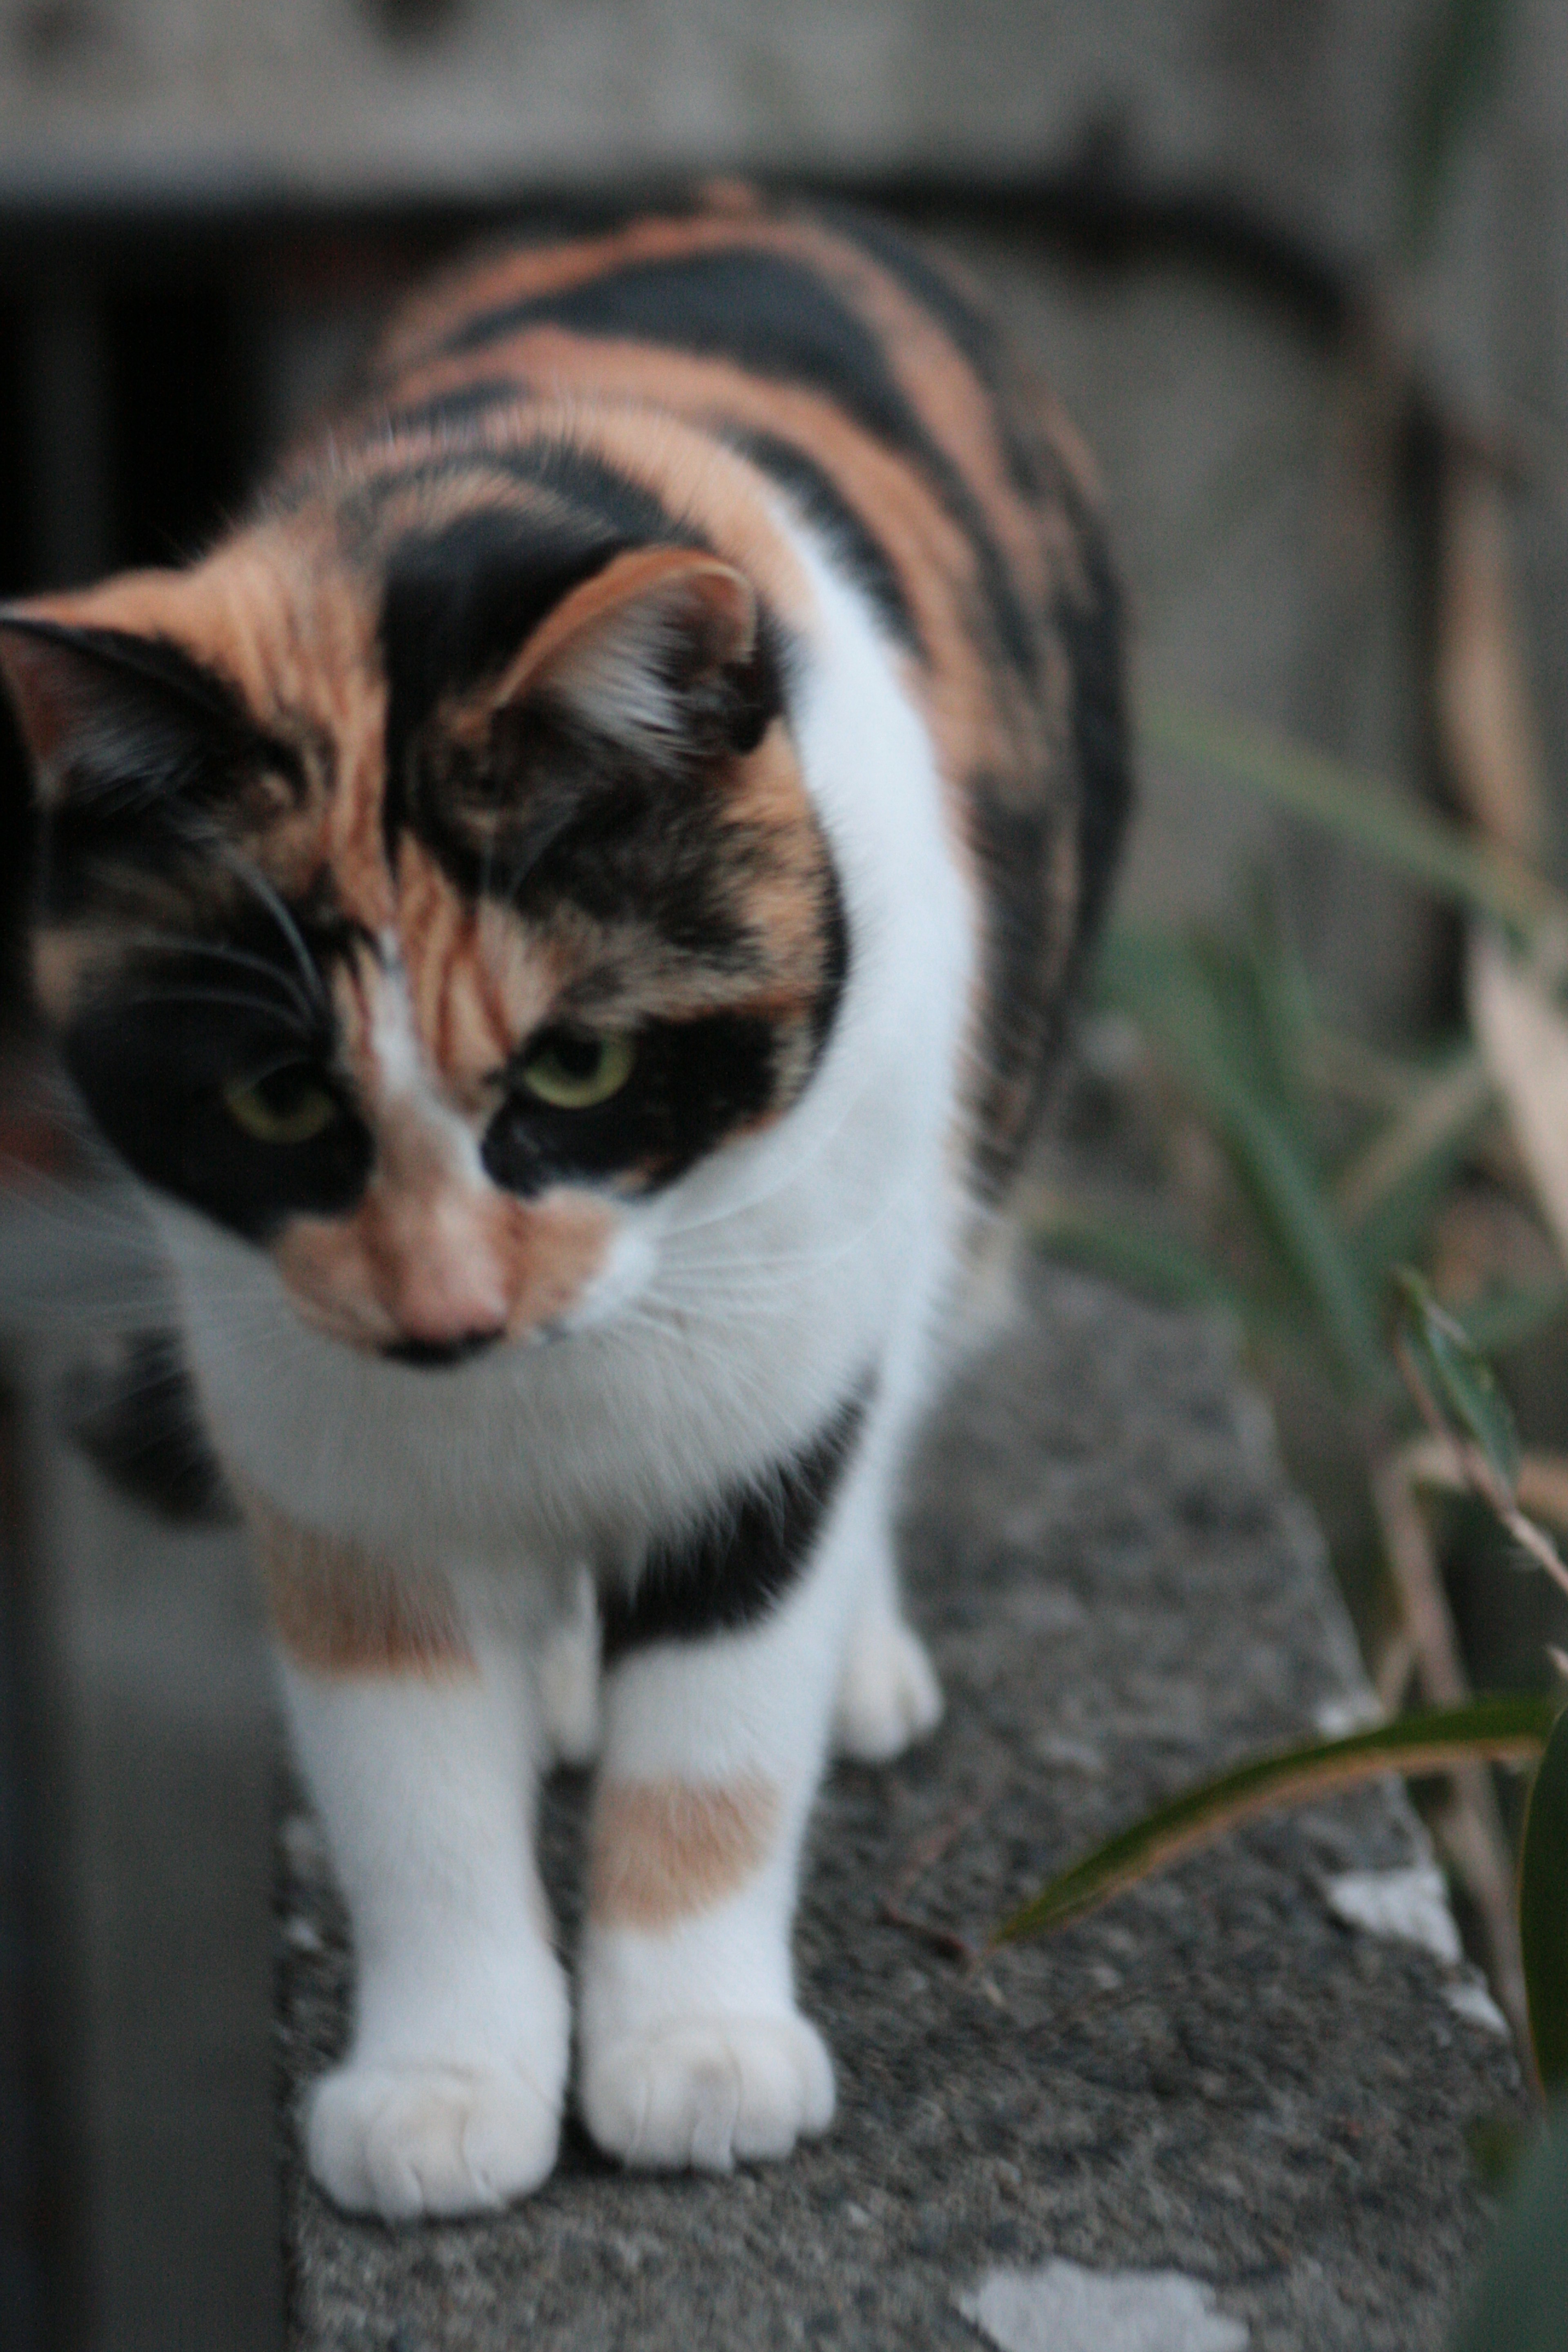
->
379, 1330, 506, 1370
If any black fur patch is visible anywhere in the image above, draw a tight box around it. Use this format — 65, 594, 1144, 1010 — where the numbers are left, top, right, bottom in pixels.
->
1057, 523, 1132, 963
808, 203, 1044, 506
968, 506, 1131, 1192
437, 243, 1040, 695
376, 448, 709, 864
481, 1010, 780, 1198
600, 1379, 871, 1660
727, 429, 921, 654
61, 920, 372, 1243
57, 1328, 236, 1525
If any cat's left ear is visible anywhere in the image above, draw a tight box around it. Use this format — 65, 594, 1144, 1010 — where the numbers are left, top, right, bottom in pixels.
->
490, 548, 775, 758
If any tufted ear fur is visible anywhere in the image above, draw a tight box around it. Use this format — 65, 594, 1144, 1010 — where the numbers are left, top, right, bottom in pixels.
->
491, 548, 760, 753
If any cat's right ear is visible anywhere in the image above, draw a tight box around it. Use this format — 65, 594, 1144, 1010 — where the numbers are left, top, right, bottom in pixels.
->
0, 605, 259, 808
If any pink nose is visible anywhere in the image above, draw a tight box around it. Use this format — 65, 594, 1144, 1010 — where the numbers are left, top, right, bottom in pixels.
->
370, 1203, 511, 1349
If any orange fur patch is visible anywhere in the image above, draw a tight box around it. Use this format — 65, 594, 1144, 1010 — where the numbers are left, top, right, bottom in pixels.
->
249, 1497, 472, 1677
588, 1774, 781, 1930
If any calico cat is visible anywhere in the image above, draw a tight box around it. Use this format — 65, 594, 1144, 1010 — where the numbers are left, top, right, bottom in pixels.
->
0, 187, 1127, 2217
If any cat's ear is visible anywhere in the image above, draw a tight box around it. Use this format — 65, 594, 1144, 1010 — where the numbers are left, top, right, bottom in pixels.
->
490, 548, 768, 756
0, 601, 258, 807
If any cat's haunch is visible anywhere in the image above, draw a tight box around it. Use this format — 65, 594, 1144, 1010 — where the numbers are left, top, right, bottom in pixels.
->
0, 188, 1129, 2217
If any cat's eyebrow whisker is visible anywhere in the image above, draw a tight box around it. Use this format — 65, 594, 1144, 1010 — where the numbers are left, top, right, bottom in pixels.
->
216, 848, 330, 1016
120, 929, 323, 1028
115, 985, 323, 1033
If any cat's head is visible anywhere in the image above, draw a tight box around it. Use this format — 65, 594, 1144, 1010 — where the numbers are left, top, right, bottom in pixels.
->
0, 471, 846, 1364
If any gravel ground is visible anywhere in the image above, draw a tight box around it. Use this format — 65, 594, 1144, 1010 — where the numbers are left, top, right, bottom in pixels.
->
278, 1261, 1523, 2351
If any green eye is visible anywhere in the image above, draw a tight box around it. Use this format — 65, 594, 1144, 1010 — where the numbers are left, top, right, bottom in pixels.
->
223, 1065, 340, 1145
519, 1030, 635, 1111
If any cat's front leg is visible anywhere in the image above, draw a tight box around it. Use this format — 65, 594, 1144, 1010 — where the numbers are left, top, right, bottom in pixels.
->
260, 1507, 568, 2218
578, 1389, 881, 2172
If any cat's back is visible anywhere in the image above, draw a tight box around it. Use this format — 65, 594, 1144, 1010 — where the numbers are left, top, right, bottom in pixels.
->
316, 189, 1129, 1188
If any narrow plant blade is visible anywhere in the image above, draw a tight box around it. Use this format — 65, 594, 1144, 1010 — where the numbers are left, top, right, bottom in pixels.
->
1455, 1280, 1568, 1361
990, 1696, 1554, 1947
1396, 1266, 1523, 1494
1403, 0, 1515, 265
1143, 696, 1559, 944
1519, 1706, 1568, 2094
1030, 1200, 1276, 1331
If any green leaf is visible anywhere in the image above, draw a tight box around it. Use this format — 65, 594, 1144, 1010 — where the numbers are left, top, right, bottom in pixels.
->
1099, 922, 1388, 1398
1451, 2105, 1568, 2352
990, 1696, 1555, 1948
1519, 1706, 1568, 2094
1141, 696, 1560, 947
1396, 1267, 1522, 1493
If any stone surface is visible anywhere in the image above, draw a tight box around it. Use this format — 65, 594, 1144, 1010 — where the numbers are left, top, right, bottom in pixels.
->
280, 1262, 1521, 2350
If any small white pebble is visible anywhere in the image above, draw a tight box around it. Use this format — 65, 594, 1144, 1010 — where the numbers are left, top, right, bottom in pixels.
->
1313, 1692, 1384, 1739
1325, 1865, 1461, 1965
844, 2203, 872, 2230
958, 2259, 1248, 2352
1445, 1974, 1510, 2037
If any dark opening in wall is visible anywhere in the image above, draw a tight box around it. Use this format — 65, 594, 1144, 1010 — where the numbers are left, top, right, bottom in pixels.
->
0, 271, 261, 1048
0, 304, 31, 1049
105, 285, 256, 569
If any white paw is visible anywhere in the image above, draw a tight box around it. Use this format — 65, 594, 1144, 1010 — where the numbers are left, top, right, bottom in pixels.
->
833, 1615, 943, 1762
580, 2013, 835, 2171
306, 2058, 562, 2218
539, 1568, 601, 1766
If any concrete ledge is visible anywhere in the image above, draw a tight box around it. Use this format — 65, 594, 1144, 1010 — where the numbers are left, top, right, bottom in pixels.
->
280, 1263, 1521, 2351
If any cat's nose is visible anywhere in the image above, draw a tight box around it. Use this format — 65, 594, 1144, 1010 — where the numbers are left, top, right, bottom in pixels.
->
381, 1327, 505, 1369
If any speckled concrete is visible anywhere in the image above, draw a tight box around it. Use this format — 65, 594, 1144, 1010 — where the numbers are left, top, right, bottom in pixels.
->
279, 1263, 1522, 2351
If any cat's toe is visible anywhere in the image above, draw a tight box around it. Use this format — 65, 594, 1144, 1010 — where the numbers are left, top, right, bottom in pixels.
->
833, 1617, 943, 1762
307, 2061, 561, 2218
581, 2013, 834, 2171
